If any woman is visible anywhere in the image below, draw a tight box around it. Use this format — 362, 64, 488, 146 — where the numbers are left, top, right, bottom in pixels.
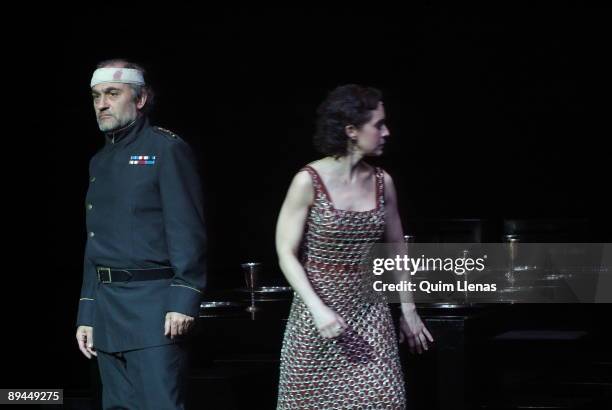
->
276, 84, 433, 409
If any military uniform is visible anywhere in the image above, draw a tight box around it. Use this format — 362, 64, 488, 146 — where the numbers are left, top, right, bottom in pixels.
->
76, 116, 206, 409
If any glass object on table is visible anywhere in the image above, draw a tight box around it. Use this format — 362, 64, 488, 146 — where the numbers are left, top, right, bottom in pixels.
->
403, 234, 415, 243
504, 234, 520, 285
240, 262, 262, 314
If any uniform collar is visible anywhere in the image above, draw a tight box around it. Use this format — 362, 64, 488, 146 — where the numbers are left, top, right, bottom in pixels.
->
104, 116, 148, 147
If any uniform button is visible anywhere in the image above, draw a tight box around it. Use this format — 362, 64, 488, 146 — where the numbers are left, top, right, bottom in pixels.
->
90, 176, 96, 183
87, 203, 93, 211
89, 232, 95, 238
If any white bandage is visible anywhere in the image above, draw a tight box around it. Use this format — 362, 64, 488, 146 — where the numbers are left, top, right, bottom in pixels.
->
90, 67, 145, 88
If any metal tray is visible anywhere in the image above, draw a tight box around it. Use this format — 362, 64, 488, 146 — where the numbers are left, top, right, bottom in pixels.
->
235, 286, 292, 293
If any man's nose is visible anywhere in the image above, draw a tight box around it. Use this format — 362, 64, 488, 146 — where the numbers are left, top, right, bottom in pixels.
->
95, 95, 109, 111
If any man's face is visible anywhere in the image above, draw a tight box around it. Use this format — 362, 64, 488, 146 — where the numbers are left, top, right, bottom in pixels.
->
91, 82, 139, 132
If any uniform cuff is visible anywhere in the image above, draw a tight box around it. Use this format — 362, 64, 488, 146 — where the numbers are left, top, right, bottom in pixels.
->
76, 299, 95, 327
166, 284, 202, 318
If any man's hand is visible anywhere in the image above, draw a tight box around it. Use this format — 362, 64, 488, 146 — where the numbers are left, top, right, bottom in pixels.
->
164, 312, 195, 339
76, 326, 97, 359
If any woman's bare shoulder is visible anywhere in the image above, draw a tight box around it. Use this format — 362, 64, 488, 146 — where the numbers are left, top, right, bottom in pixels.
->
283, 169, 315, 207
305, 158, 329, 173
292, 168, 314, 187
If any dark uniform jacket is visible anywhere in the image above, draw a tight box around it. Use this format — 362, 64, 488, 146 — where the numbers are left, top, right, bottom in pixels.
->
76, 116, 206, 353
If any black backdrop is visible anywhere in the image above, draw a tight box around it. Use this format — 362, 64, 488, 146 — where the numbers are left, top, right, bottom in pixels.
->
4, 3, 611, 394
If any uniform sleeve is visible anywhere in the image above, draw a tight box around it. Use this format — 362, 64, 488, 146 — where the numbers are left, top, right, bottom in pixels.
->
159, 139, 207, 318
76, 253, 97, 326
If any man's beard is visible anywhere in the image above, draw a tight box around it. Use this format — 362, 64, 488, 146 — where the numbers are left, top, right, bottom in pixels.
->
97, 114, 135, 133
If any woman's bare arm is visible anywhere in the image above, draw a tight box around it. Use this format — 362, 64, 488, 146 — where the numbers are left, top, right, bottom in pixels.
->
275, 171, 347, 338
383, 171, 434, 353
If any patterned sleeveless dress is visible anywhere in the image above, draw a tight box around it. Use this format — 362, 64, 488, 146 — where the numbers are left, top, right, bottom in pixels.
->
277, 165, 406, 409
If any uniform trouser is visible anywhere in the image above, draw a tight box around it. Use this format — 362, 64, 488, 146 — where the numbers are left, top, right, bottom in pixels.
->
96, 343, 188, 410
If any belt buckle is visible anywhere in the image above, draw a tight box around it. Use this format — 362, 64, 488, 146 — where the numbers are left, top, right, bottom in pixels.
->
97, 267, 112, 283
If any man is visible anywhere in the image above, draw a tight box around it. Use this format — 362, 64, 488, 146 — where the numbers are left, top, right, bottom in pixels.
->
75, 59, 206, 410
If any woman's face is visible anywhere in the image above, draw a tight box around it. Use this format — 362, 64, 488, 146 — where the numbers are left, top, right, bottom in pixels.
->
349, 101, 390, 156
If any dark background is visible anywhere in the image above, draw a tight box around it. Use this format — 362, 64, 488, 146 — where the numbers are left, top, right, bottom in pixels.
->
4, 3, 611, 397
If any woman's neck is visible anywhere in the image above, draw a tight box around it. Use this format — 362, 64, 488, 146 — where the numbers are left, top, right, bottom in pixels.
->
328, 152, 365, 183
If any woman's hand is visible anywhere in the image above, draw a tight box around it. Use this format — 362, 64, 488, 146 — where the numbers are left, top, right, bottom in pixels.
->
399, 310, 434, 354
310, 303, 347, 339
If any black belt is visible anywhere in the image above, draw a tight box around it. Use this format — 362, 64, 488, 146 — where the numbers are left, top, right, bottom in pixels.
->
96, 266, 174, 283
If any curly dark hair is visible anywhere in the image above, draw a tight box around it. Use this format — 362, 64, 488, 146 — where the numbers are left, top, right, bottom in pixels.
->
313, 84, 383, 157
95, 58, 155, 114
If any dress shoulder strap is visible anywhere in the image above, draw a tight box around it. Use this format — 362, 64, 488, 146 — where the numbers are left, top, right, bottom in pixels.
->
300, 165, 333, 203
375, 167, 385, 209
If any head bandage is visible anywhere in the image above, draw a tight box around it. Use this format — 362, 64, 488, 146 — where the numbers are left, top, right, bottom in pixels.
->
90, 67, 145, 88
